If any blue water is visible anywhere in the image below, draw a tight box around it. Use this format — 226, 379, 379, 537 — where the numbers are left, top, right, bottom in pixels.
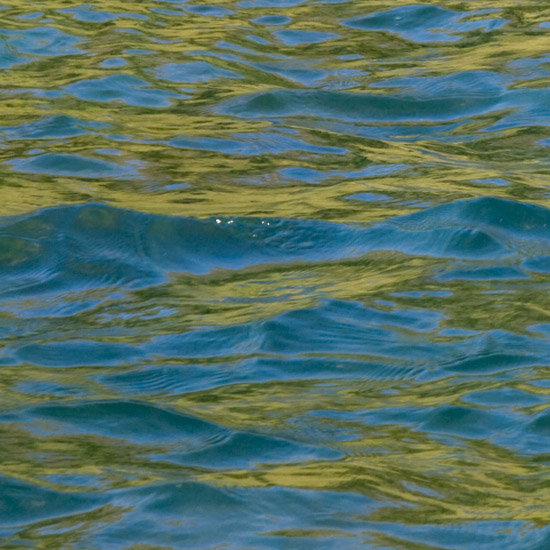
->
1, 1, 550, 548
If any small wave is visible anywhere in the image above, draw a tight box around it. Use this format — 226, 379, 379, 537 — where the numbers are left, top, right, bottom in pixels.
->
0, 197, 547, 302
344, 5, 508, 43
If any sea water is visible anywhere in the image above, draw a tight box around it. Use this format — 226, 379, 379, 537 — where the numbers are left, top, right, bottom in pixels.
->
0, 1, 549, 548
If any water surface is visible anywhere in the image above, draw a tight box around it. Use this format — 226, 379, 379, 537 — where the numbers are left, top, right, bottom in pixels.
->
0, 0, 549, 548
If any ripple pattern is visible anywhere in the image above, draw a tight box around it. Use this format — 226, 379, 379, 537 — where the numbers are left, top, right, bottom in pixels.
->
0, 0, 549, 548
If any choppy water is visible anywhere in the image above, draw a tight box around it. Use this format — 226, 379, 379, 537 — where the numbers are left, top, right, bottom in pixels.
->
0, 0, 549, 548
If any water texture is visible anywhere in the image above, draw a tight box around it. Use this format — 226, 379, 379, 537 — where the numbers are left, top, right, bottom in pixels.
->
0, 0, 549, 548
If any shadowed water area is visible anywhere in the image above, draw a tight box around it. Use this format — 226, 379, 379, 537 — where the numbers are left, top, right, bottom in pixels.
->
0, 0, 549, 548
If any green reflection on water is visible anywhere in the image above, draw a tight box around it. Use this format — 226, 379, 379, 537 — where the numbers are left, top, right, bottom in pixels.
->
0, 0, 550, 548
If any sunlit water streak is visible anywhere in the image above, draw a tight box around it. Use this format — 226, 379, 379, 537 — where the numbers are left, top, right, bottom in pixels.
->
0, 1, 549, 548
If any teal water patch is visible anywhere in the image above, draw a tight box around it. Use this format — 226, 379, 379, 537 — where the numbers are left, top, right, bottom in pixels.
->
186, 5, 234, 17
217, 88, 503, 122
274, 29, 339, 45
99, 57, 127, 68
64, 74, 182, 107
0, 476, 105, 527
347, 192, 390, 202
155, 61, 242, 82
0, 26, 84, 65
58, 4, 118, 23
7, 153, 139, 178
0, 115, 109, 141
253, 14, 292, 25
343, 5, 508, 43
168, 131, 347, 154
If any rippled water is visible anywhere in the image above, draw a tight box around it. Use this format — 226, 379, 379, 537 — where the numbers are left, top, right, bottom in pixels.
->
1, 0, 549, 548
